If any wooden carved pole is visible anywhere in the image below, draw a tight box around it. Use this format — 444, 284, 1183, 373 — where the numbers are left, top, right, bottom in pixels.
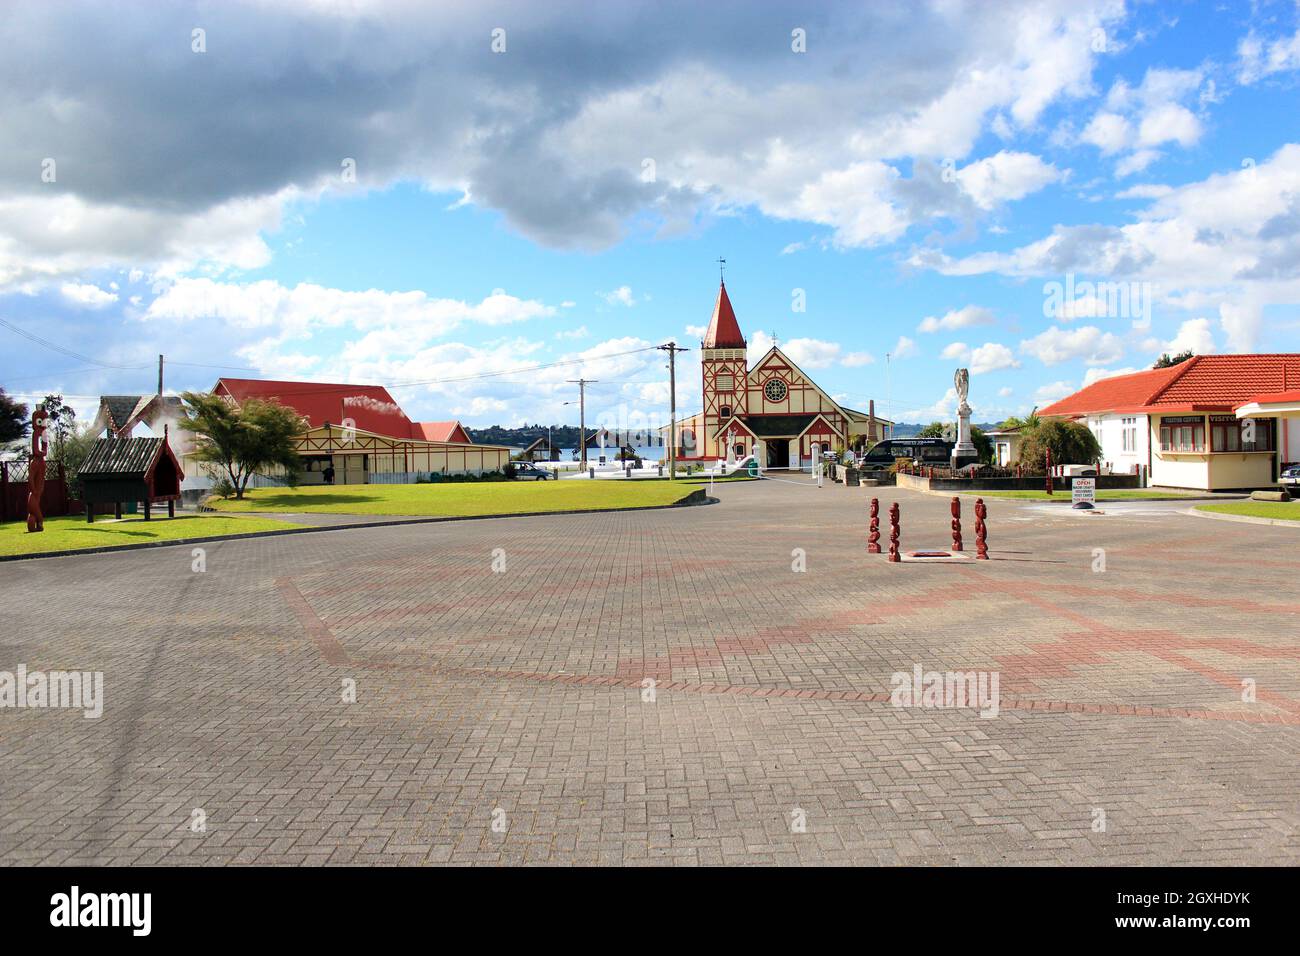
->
950, 496, 963, 551
868, 497, 881, 553
975, 497, 988, 560
1045, 447, 1053, 495
27, 408, 48, 533
888, 502, 901, 563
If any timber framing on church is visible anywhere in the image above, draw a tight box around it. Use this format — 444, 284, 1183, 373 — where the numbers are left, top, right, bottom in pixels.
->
661, 281, 892, 469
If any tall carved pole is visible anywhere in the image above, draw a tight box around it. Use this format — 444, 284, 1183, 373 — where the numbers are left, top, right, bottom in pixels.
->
888, 502, 901, 563
975, 497, 988, 560
951, 496, 963, 551
1045, 447, 1054, 495
27, 408, 48, 533
868, 497, 881, 553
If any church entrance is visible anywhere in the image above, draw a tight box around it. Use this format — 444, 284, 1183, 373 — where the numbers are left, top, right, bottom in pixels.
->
766, 440, 790, 469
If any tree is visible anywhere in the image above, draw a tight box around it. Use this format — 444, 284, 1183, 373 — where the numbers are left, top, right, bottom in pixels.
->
58, 421, 101, 496
179, 391, 307, 499
1154, 350, 1194, 369
998, 407, 1041, 431
916, 420, 993, 463
0, 388, 29, 446
1017, 419, 1102, 470
39, 394, 78, 470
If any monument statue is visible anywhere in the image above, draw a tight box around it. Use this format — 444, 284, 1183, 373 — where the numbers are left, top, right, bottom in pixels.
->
27, 408, 48, 533
950, 367, 978, 470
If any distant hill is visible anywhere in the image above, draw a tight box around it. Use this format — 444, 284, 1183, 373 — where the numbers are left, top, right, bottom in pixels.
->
471, 424, 582, 448
889, 421, 1002, 438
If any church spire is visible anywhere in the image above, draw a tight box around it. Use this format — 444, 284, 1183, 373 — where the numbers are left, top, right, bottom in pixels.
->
702, 278, 746, 349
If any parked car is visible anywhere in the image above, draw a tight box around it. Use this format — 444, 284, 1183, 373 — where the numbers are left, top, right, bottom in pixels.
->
1280, 465, 1300, 487
857, 438, 953, 472
513, 463, 554, 480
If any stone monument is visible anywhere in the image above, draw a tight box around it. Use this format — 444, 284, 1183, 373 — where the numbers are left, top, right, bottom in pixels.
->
950, 367, 979, 470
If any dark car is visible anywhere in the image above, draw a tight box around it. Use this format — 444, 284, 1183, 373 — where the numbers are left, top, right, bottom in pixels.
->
858, 437, 954, 471
513, 462, 554, 480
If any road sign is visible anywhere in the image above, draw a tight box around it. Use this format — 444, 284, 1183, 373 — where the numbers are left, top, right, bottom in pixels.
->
1072, 477, 1096, 506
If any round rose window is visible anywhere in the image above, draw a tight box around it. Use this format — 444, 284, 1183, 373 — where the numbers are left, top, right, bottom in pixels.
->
763, 378, 788, 402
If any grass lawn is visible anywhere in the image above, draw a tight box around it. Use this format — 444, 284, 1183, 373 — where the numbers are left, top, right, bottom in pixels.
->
0, 514, 302, 557
207, 479, 702, 516
960, 489, 1207, 501
1195, 501, 1300, 521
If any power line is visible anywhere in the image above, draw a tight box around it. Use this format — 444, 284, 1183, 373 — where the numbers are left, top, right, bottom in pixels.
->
0, 317, 147, 371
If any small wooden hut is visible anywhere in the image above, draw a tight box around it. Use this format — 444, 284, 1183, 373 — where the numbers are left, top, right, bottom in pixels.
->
79, 433, 184, 522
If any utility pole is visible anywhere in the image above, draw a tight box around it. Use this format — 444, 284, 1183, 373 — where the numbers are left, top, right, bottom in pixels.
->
567, 379, 597, 469
657, 341, 687, 479
157, 354, 164, 395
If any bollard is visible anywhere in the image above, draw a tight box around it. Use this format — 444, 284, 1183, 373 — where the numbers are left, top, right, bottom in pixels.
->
626, 465, 632, 478
951, 496, 963, 551
868, 497, 881, 553
657, 464, 663, 477
888, 502, 901, 563
975, 497, 988, 559
589, 467, 595, 479
1045, 448, 1053, 495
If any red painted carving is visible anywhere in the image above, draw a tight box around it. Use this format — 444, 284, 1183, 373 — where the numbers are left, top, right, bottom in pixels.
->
888, 502, 900, 563
868, 497, 881, 553
27, 408, 48, 533
975, 497, 988, 560
1045, 447, 1054, 495
951, 495, 963, 551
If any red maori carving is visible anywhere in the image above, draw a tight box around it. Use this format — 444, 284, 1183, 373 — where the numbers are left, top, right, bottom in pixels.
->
27, 408, 48, 533
950, 495, 963, 551
888, 502, 900, 563
1045, 447, 1054, 495
868, 497, 881, 553
975, 497, 988, 559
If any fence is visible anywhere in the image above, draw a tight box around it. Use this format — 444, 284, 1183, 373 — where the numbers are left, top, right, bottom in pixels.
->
1, 460, 73, 522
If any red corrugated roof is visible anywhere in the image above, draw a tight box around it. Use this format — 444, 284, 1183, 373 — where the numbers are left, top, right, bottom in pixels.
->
215, 377, 423, 440
702, 281, 746, 348
414, 420, 471, 443
1040, 355, 1300, 417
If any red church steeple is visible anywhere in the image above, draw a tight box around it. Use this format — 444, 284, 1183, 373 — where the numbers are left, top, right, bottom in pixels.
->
702, 281, 746, 348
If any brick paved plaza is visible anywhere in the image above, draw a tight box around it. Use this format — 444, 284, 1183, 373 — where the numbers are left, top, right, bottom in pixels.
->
1, 480, 1296, 865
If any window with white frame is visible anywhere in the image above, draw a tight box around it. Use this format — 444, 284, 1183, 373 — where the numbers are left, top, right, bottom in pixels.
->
1121, 417, 1138, 452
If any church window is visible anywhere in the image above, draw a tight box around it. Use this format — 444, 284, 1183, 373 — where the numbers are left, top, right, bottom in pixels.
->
763, 378, 788, 402
719, 405, 731, 419
715, 373, 734, 391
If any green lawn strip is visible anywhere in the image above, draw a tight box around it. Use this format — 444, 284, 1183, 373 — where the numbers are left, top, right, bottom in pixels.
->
958, 489, 1208, 501
207, 480, 700, 516
1194, 501, 1300, 521
0, 514, 302, 557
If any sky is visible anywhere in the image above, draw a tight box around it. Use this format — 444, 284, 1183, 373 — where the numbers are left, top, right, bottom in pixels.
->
2, 0, 1299, 435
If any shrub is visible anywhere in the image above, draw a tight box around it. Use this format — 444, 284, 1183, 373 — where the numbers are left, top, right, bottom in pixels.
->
1017, 419, 1101, 470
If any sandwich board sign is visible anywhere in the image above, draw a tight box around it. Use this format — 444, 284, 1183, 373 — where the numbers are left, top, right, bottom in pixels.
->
1072, 477, 1096, 506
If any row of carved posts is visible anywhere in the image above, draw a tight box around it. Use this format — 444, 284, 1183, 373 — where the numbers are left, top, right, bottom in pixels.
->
868, 496, 988, 561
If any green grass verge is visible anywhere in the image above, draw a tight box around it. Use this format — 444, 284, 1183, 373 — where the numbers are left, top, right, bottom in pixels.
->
207, 480, 701, 516
959, 489, 1205, 501
1195, 501, 1300, 521
0, 514, 302, 557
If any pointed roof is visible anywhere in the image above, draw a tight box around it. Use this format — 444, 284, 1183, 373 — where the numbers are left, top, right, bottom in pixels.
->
702, 281, 746, 349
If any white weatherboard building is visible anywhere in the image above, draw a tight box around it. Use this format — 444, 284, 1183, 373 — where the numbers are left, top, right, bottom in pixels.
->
1039, 355, 1300, 491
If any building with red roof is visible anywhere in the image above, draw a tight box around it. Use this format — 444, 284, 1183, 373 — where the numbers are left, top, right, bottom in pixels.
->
193, 378, 509, 485
1039, 354, 1300, 490
659, 281, 891, 467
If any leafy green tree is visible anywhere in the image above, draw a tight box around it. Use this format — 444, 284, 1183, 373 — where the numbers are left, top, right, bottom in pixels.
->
916, 420, 993, 462
39, 394, 78, 469
1154, 350, 1194, 369
1017, 419, 1102, 470
0, 388, 29, 446
998, 407, 1041, 431
179, 391, 307, 499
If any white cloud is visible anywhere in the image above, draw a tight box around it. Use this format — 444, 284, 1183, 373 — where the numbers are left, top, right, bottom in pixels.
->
601, 285, 637, 307
555, 325, 589, 340
1114, 183, 1173, 200
1076, 68, 1205, 176
1080, 112, 1130, 154
1165, 317, 1215, 355
60, 281, 117, 309
1034, 381, 1075, 403
955, 151, 1061, 210
918, 305, 996, 333
890, 336, 918, 359
842, 351, 876, 367
968, 342, 1020, 374
1238, 28, 1300, 84
1082, 366, 1142, 387
781, 337, 843, 369
1020, 325, 1125, 366
941, 342, 971, 361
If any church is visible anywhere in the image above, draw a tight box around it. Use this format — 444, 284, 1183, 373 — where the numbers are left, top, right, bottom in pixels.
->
663, 281, 891, 468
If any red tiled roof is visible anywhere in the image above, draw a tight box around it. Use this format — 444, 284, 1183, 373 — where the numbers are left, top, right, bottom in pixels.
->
702, 281, 746, 348
1039, 355, 1300, 417
1238, 389, 1300, 407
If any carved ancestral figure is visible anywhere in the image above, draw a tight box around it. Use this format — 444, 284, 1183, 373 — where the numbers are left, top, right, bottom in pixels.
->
27, 407, 48, 533
975, 497, 989, 560
868, 497, 881, 553
888, 502, 900, 563
951, 496, 963, 551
